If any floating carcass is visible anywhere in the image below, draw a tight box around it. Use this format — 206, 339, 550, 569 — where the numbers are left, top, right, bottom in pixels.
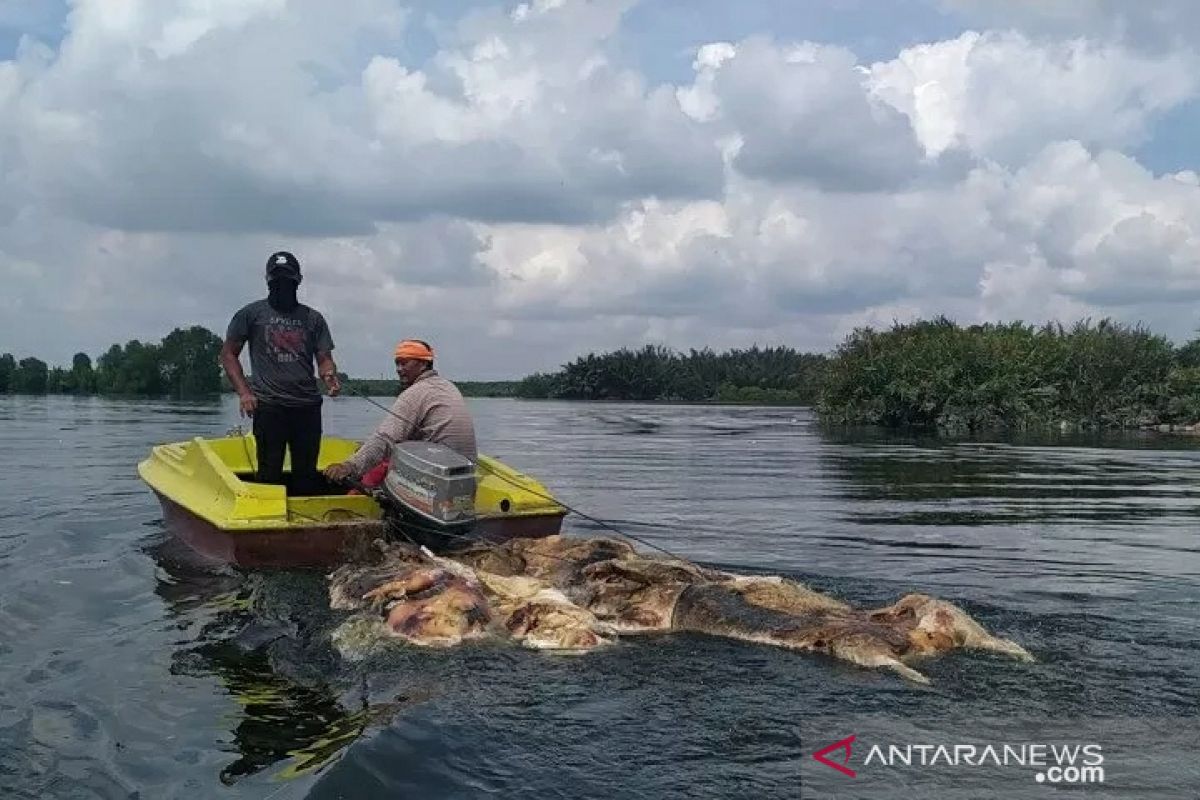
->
327, 535, 1033, 684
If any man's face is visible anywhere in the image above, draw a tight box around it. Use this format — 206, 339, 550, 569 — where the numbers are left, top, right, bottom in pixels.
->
395, 358, 426, 385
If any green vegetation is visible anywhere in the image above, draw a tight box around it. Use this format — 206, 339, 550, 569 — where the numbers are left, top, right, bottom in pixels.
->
515, 344, 826, 405
457, 381, 521, 398
1, 355, 49, 393
3, 328, 522, 401
11, 316, 1200, 428
817, 317, 1200, 431
340, 378, 520, 398
2, 326, 224, 397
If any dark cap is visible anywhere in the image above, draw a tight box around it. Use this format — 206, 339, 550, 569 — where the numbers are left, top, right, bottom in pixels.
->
265, 251, 301, 281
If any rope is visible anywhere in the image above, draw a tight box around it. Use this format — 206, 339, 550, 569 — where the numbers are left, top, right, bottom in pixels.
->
232, 423, 257, 478
346, 388, 687, 562
225, 391, 680, 569
286, 496, 594, 570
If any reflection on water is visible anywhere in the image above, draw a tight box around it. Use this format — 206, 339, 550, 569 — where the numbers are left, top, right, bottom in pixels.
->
821, 429, 1200, 527
1, 396, 1199, 799
176, 638, 405, 786
146, 536, 422, 785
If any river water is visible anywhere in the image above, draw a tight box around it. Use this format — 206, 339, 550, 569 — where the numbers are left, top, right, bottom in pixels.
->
1, 395, 1196, 799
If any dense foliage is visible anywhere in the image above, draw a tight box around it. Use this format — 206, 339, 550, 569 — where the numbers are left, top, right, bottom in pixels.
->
341, 378, 520, 398
11, 316, 1200, 426
2, 326, 224, 397
817, 317, 1200, 430
514, 344, 827, 405
4, 328, 516, 401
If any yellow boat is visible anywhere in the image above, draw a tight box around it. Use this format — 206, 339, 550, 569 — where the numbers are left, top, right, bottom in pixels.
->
137, 434, 567, 568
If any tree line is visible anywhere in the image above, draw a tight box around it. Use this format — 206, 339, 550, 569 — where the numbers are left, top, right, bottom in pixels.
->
1, 326, 225, 396
1, 327, 530, 400
817, 317, 1200, 431
342, 378, 520, 398
12, 317, 1200, 430
514, 344, 827, 405
2, 333, 828, 405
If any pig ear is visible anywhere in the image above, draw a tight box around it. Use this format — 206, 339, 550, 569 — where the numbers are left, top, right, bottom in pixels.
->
885, 659, 930, 685
968, 634, 1036, 662
830, 641, 932, 685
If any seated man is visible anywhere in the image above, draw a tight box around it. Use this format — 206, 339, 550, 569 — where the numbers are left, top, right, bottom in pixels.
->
324, 339, 478, 484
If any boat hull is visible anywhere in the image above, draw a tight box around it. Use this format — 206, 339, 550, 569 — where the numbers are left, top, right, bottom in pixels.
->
153, 490, 382, 568
140, 434, 568, 569
152, 491, 566, 569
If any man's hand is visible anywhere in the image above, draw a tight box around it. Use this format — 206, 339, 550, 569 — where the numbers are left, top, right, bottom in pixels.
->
316, 352, 340, 398
238, 391, 258, 418
323, 462, 355, 482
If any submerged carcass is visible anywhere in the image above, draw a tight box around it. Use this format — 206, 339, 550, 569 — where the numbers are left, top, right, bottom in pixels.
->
326, 535, 1033, 684
327, 541, 492, 653
329, 540, 617, 656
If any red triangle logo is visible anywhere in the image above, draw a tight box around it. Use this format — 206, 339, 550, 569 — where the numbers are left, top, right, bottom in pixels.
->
813, 734, 857, 777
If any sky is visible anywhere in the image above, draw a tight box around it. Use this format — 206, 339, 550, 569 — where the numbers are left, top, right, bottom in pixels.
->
3, 0, 1200, 380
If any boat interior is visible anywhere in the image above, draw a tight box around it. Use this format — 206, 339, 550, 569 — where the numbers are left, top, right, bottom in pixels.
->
214, 435, 361, 496
206, 434, 562, 519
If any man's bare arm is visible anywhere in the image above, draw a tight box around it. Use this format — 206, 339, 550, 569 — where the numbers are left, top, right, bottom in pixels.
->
220, 339, 257, 416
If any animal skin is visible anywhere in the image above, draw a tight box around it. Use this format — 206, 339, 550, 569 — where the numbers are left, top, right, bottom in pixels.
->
326, 536, 1034, 684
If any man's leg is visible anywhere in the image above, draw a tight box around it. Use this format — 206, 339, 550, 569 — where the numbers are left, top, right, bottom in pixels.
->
288, 403, 323, 496
252, 403, 288, 485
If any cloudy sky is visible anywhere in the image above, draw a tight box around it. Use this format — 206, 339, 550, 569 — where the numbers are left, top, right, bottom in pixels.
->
3, 0, 1200, 379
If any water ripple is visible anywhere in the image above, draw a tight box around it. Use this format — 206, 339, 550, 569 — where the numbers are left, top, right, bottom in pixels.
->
0, 396, 1197, 798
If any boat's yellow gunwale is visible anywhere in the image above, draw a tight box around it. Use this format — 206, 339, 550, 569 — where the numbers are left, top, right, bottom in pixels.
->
138, 435, 566, 535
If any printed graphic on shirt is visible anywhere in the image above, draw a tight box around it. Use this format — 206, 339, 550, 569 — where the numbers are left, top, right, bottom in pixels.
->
265, 316, 308, 364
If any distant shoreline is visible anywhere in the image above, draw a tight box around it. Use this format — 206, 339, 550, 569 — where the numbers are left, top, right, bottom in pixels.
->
13, 316, 1200, 429
3, 337, 823, 407
0, 388, 813, 408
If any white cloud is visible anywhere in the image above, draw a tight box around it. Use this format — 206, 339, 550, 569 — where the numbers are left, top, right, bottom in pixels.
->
678, 37, 928, 191
476, 138, 1200, 363
675, 41, 735, 122
4, 0, 1200, 380
4, 0, 720, 236
973, 142, 1200, 306
868, 30, 1198, 162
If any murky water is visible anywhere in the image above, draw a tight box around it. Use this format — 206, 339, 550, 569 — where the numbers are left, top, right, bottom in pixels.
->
1, 395, 1197, 798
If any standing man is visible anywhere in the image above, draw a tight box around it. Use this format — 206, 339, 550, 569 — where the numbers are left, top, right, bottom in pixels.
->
323, 339, 477, 483
221, 251, 340, 495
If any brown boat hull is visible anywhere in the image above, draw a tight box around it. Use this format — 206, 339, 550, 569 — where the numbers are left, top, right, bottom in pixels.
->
154, 492, 566, 569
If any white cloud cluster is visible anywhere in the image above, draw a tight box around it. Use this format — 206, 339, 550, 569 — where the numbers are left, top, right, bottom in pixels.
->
868, 30, 1197, 162
679, 37, 928, 191
484, 141, 1200, 347
974, 144, 1200, 317
3, 0, 721, 236
3, 0, 1200, 378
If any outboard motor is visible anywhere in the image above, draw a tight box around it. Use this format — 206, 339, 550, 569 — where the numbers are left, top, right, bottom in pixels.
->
377, 441, 477, 551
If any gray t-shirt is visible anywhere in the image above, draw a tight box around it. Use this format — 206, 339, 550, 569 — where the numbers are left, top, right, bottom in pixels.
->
226, 299, 334, 407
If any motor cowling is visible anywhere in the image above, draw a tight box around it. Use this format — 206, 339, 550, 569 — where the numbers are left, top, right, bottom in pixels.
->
380, 441, 477, 536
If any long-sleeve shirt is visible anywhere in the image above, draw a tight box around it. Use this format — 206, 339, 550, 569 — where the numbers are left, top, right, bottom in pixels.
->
346, 370, 478, 474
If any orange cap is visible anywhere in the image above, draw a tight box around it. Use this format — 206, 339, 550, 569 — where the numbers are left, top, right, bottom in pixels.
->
394, 340, 434, 361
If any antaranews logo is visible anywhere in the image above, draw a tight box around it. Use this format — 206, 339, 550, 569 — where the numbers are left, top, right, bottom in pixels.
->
812, 734, 857, 778
810, 734, 1105, 787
